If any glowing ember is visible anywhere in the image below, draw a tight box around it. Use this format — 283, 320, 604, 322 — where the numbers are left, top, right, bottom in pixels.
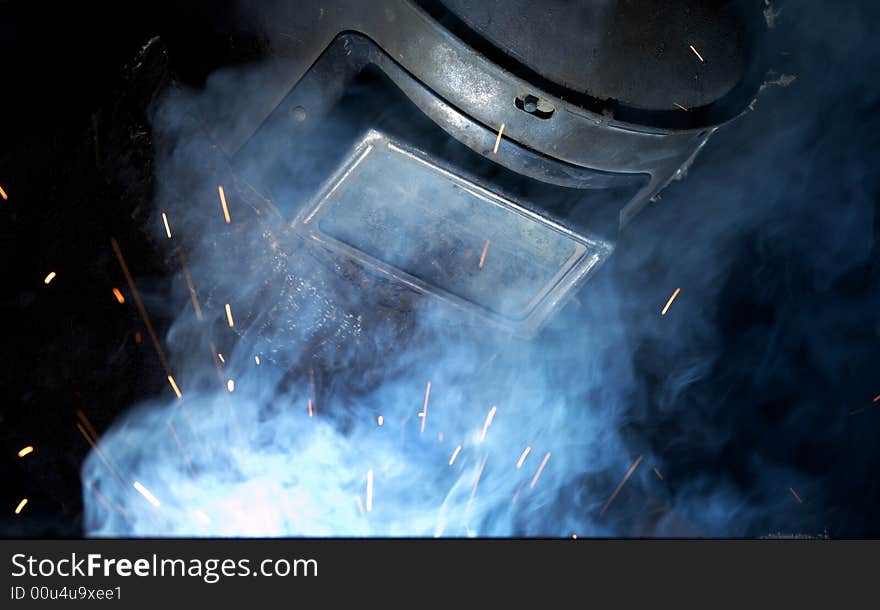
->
448, 444, 462, 466
161, 212, 173, 239
17, 446, 34, 458
661, 288, 681, 316
134, 331, 142, 344
478, 239, 491, 269
167, 375, 182, 399
112, 287, 125, 304
529, 452, 551, 489
689, 44, 705, 63
493, 123, 505, 155
516, 446, 531, 469
226, 379, 235, 393
788, 486, 803, 504
43, 271, 56, 285
874, 394, 879, 402
653, 467, 664, 481
224, 303, 234, 328
673, 102, 690, 112
0, 185, 7, 200
419, 381, 431, 433
218, 185, 231, 224
599, 454, 644, 516
14, 498, 28, 515
479, 406, 497, 443
366, 470, 374, 512
377, 415, 384, 426
133, 481, 161, 508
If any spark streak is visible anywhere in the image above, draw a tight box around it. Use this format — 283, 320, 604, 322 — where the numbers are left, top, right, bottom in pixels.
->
0, 185, 7, 200
529, 452, 551, 489
600, 454, 644, 516
479, 406, 497, 443
673, 102, 690, 112
111, 238, 177, 395
661, 288, 681, 315
478, 239, 491, 269
449, 445, 462, 466
43, 271, 56, 285
167, 375, 182, 399
224, 303, 234, 328
161, 212, 173, 239
420, 381, 431, 433
218, 185, 231, 224
17, 446, 34, 458
133, 481, 161, 507
788, 486, 803, 504
366, 470, 374, 512
689, 44, 705, 63
254, 355, 261, 365
112, 288, 125, 304
874, 394, 879, 402
516, 446, 531, 469
178, 250, 203, 321
493, 123, 505, 154
470, 452, 489, 502
14, 498, 28, 515
653, 467, 664, 481
377, 415, 384, 426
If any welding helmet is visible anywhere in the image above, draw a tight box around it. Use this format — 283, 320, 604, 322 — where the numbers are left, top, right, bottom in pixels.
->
198, 0, 767, 336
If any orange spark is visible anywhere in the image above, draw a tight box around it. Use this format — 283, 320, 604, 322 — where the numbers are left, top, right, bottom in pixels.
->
14, 498, 28, 515
112, 287, 125, 304
76, 421, 125, 487
309, 368, 317, 415
167, 375, 182, 399
161, 212, 172, 239
134, 331, 142, 344
874, 394, 880, 402
76, 409, 99, 442
689, 44, 705, 63
449, 444, 462, 466
224, 303, 234, 328
661, 288, 681, 316
789, 486, 803, 504
43, 271, 56, 285
516, 446, 531, 469
17, 446, 34, 458
0, 185, 7, 200
366, 470, 374, 512
600, 454, 644, 516
218, 185, 231, 224
653, 467, 664, 481
493, 123, 505, 155
529, 452, 551, 489
478, 239, 491, 269
674, 102, 690, 112
479, 406, 497, 443
420, 381, 431, 433
308, 399, 314, 418
112, 238, 177, 395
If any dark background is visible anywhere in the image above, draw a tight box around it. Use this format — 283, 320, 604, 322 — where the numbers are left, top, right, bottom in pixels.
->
1, 1, 879, 537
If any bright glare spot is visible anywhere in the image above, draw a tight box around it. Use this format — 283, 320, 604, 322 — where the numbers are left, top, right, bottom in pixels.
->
226, 379, 235, 393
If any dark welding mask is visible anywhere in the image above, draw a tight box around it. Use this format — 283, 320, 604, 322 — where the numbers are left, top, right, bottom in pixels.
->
203, 0, 767, 336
